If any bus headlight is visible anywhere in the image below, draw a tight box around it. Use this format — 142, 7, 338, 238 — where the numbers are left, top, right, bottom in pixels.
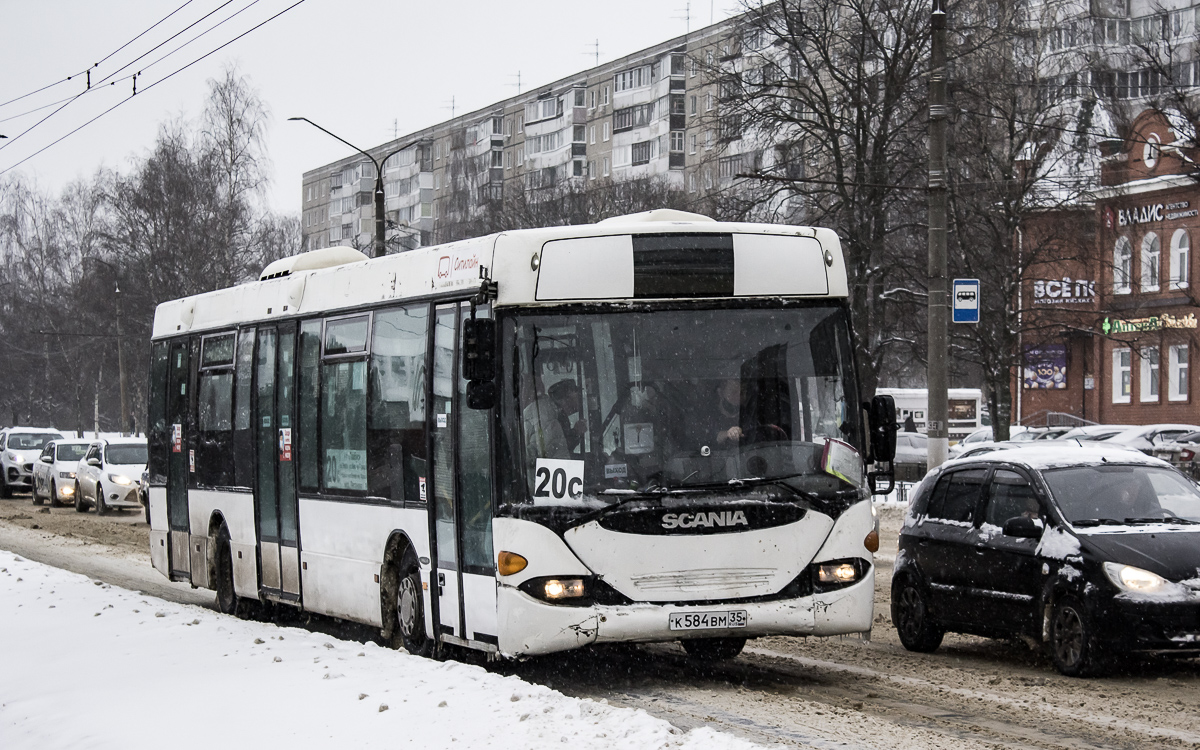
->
818, 563, 859, 584
519, 576, 591, 605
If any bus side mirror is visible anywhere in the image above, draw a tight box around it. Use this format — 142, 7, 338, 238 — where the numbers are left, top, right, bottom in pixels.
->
868, 394, 898, 463
462, 318, 497, 410
865, 395, 897, 496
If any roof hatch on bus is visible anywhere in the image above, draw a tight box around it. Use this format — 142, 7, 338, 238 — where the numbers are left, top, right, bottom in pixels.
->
259, 245, 369, 281
535, 233, 830, 300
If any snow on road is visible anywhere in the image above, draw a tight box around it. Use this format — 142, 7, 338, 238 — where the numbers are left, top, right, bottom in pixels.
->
0, 550, 770, 750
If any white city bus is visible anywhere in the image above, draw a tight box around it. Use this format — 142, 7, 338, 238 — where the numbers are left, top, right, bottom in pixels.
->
147, 209, 894, 659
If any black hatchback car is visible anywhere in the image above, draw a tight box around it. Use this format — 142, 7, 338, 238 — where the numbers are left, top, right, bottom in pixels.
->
892, 445, 1200, 676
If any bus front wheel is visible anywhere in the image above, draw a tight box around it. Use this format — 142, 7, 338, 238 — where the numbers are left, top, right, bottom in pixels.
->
394, 558, 433, 658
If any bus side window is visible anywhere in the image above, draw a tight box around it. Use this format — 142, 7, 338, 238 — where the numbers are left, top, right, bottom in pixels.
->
297, 321, 321, 492
147, 341, 170, 485
196, 333, 236, 488
459, 304, 493, 571
368, 304, 430, 503
233, 329, 256, 489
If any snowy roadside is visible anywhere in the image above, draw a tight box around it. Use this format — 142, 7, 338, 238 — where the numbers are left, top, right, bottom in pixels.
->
0, 550, 773, 750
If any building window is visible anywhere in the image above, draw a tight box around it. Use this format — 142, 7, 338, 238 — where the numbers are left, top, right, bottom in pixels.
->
690, 133, 697, 154
603, 122, 610, 141
505, 152, 512, 170
1114, 236, 1132, 294
588, 161, 595, 180
706, 92, 714, 111
589, 126, 595, 144
589, 90, 596, 110
690, 58, 698, 77
517, 147, 524, 163
1141, 346, 1160, 402
704, 170, 713, 189
1170, 345, 1189, 401
688, 173, 697, 192
602, 86, 610, 105
1113, 348, 1132, 403
602, 157, 610, 176
690, 95, 697, 115
1141, 232, 1161, 292
517, 115, 523, 133
573, 125, 585, 143
1171, 228, 1190, 289
631, 140, 652, 165
705, 130, 713, 150
574, 89, 586, 107
669, 131, 685, 153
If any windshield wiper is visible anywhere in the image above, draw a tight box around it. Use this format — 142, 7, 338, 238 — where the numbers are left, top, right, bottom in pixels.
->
677, 471, 812, 492
1071, 518, 1125, 527
1124, 516, 1200, 525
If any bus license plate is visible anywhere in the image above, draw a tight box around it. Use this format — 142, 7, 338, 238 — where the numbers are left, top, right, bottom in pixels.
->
668, 610, 748, 631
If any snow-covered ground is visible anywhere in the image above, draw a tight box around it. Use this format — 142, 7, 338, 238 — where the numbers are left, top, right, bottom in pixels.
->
0, 550, 770, 750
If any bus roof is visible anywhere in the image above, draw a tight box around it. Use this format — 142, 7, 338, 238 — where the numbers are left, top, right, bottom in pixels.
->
152, 214, 848, 340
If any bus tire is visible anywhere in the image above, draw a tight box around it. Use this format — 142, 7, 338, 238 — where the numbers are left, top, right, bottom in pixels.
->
393, 556, 433, 657
74, 483, 87, 512
214, 526, 240, 616
682, 637, 746, 660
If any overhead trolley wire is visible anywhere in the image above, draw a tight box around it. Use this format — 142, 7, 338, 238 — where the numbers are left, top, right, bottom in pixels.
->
0, 0, 310, 178
0, 0, 198, 111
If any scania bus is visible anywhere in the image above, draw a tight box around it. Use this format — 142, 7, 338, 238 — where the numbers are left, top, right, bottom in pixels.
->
146, 209, 896, 659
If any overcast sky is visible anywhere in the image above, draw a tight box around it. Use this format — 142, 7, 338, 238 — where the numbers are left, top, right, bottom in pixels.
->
0, 0, 738, 214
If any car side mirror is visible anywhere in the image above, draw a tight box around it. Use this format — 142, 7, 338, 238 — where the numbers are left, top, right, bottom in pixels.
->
87, 457, 101, 467
1003, 516, 1044, 539
39, 455, 53, 464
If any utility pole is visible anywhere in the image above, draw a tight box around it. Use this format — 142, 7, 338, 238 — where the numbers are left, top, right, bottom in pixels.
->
289, 117, 418, 258
927, 0, 950, 468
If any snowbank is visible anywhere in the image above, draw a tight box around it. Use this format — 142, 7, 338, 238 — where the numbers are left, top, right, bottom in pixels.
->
0, 551, 768, 750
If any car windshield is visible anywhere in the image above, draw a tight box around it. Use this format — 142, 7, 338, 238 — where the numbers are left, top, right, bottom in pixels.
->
1010, 431, 1039, 442
1042, 464, 1200, 523
8, 433, 60, 450
55, 444, 88, 462
499, 304, 863, 505
106, 445, 147, 465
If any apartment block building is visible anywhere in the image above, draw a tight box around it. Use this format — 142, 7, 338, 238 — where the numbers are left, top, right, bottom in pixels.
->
298, 17, 765, 252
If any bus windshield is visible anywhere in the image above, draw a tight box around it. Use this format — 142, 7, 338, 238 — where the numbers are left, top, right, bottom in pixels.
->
500, 304, 863, 506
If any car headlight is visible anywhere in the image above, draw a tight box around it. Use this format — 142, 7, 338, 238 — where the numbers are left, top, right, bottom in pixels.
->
9, 452, 24, 463
1103, 562, 1167, 593
108, 474, 133, 485
61, 484, 74, 496
59, 471, 75, 479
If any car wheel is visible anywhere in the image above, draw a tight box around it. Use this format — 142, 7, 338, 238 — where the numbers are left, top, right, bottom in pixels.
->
681, 637, 746, 660
48, 480, 61, 508
0, 479, 11, 499
1050, 596, 1104, 677
95, 485, 108, 515
892, 576, 945, 653
393, 555, 434, 657
74, 482, 87, 512
31, 477, 43, 505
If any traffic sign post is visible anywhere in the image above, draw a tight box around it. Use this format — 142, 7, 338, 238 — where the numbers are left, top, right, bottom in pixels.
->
952, 279, 980, 324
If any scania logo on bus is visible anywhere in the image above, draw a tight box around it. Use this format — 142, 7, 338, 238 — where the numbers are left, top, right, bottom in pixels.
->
661, 510, 749, 530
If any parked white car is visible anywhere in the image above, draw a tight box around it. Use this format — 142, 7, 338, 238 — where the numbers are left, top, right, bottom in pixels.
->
73, 437, 148, 515
30, 439, 90, 507
0, 427, 64, 497
1098, 423, 1200, 455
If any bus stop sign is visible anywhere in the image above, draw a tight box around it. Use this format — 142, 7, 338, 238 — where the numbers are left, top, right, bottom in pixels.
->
952, 279, 980, 324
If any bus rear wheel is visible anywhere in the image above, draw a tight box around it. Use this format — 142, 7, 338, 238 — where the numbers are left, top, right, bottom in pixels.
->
682, 637, 746, 661
394, 558, 433, 657
214, 527, 240, 616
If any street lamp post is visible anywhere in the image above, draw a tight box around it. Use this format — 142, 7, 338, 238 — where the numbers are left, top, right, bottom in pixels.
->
288, 117, 419, 258
83, 257, 131, 436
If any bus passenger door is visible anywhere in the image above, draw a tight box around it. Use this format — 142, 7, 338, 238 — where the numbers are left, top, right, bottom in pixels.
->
255, 324, 302, 603
166, 339, 192, 579
431, 302, 498, 648
431, 305, 461, 638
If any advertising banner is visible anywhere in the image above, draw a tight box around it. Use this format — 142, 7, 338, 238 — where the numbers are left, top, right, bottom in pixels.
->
1024, 344, 1067, 389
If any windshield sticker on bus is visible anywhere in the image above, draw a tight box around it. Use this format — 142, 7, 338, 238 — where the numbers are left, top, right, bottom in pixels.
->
188, 450, 195, 473
623, 423, 654, 455
436, 414, 448, 428
533, 459, 584, 503
279, 428, 292, 462
604, 463, 628, 479
171, 424, 182, 453
821, 438, 863, 487
419, 477, 427, 502
325, 449, 368, 491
